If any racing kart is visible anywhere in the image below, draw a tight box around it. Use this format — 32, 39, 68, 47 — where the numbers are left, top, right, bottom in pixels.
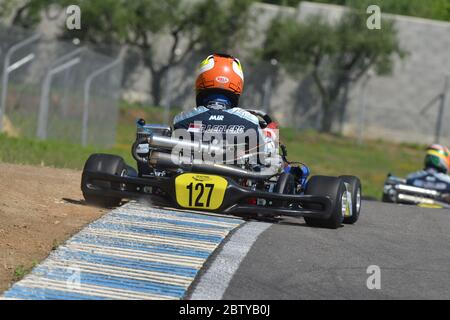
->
382, 174, 450, 209
81, 110, 362, 229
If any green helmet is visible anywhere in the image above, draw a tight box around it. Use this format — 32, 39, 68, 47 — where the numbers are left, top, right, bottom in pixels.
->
424, 144, 449, 174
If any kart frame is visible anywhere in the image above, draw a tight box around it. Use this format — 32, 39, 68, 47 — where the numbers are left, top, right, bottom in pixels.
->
383, 174, 450, 209
82, 170, 334, 219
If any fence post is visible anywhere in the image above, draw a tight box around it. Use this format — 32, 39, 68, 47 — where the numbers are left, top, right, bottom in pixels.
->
37, 57, 81, 139
82, 56, 122, 146
163, 67, 173, 126
36, 47, 85, 139
261, 59, 278, 113
0, 33, 41, 132
357, 72, 372, 145
262, 76, 272, 113
435, 75, 449, 143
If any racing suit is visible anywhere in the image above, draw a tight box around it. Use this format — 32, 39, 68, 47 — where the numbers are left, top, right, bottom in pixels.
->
406, 168, 450, 201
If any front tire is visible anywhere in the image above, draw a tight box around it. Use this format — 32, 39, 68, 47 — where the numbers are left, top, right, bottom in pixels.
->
303, 176, 347, 229
81, 154, 127, 208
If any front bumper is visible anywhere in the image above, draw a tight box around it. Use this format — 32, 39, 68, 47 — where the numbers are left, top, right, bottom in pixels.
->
82, 171, 333, 218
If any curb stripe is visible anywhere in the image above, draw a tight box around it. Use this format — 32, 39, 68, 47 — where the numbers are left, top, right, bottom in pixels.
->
88, 222, 225, 243
42, 260, 192, 286
33, 267, 185, 297
70, 235, 210, 258
80, 229, 217, 251
109, 213, 231, 230
2, 201, 243, 300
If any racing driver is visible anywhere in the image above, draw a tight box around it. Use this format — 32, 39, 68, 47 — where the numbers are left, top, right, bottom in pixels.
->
406, 144, 450, 199
172, 53, 310, 189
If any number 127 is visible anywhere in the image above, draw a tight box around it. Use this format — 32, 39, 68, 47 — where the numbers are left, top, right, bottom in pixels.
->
186, 183, 214, 207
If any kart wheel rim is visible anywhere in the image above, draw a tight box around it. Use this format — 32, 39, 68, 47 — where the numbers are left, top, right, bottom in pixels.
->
119, 169, 127, 191
341, 190, 348, 218
356, 187, 361, 213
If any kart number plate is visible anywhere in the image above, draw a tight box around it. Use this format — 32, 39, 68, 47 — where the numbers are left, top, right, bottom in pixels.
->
175, 173, 228, 210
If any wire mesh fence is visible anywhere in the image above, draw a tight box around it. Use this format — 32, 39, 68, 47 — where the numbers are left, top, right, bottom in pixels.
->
2, 23, 448, 148
0, 24, 123, 147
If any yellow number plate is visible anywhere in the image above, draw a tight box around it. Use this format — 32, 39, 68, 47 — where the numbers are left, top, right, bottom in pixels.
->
175, 173, 228, 210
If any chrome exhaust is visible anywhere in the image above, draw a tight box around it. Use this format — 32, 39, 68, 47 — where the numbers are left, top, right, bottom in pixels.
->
148, 135, 225, 154
148, 151, 278, 180
395, 184, 440, 197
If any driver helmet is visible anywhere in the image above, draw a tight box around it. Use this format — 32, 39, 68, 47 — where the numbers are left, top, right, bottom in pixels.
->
424, 144, 450, 174
195, 53, 244, 109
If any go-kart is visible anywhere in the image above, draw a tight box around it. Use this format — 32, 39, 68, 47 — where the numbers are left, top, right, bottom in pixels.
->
382, 174, 450, 209
81, 110, 362, 229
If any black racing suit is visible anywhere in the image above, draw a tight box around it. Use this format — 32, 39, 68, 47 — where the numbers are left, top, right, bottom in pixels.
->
173, 106, 261, 134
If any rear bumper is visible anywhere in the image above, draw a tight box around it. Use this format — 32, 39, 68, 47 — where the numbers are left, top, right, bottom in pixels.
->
82, 171, 333, 218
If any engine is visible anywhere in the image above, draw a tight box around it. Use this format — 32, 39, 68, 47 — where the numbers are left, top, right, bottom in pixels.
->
132, 118, 283, 186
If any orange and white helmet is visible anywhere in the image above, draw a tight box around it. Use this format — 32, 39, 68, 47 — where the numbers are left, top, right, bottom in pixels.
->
195, 53, 244, 108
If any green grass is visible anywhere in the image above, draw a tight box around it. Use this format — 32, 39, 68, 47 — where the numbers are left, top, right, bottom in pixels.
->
13, 260, 38, 281
281, 128, 424, 198
0, 103, 426, 200
0, 133, 133, 169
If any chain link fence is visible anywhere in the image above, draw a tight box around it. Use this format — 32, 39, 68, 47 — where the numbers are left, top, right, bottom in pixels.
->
0, 24, 123, 147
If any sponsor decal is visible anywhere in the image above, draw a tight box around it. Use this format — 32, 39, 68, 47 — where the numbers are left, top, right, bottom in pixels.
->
188, 123, 202, 133
192, 175, 212, 182
187, 123, 246, 134
209, 115, 224, 121
215, 76, 229, 84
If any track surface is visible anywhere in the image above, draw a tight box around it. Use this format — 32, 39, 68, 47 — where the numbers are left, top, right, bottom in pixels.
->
218, 200, 450, 299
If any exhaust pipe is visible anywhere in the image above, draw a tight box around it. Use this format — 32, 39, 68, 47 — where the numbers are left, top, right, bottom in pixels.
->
148, 135, 225, 154
395, 184, 440, 197
132, 135, 279, 180
148, 151, 277, 180
132, 135, 225, 163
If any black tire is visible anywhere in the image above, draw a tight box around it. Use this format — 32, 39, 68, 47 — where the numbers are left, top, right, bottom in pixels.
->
382, 192, 394, 203
272, 173, 296, 208
303, 176, 346, 229
339, 175, 362, 224
81, 154, 127, 208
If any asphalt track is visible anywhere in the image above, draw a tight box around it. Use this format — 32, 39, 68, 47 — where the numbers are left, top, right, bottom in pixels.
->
191, 200, 450, 300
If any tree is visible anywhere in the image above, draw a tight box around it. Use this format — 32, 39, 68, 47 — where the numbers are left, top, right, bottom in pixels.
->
261, 8, 404, 132
1, 0, 255, 106
0, 0, 52, 27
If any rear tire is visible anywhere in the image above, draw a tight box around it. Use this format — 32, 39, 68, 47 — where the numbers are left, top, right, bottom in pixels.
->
382, 191, 394, 203
339, 175, 362, 224
303, 176, 346, 229
81, 154, 127, 208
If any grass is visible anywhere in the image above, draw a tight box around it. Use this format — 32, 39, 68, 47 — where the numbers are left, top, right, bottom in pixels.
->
0, 103, 425, 200
13, 260, 38, 281
281, 128, 424, 198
